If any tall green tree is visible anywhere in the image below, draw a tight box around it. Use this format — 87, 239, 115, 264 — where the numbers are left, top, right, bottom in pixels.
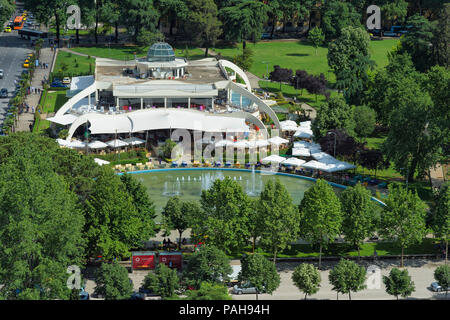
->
299, 179, 343, 269
99, 0, 121, 43
184, 0, 222, 57
258, 179, 300, 263
219, 0, 268, 49
431, 183, 450, 263
311, 96, 355, 140
292, 263, 321, 300
383, 268, 415, 300
353, 105, 376, 140
380, 184, 427, 267
434, 265, 450, 296
122, 0, 160, 43
142, 263, 179, 299
162, 196, 200, 248
194, 177, 252, 254
182, 245, 232, 289
308, 27, 325, 56
84, 168, 149, 260
431, 4, 449, 68
155, 0, 189, 36
239, 253, 280, 300
321, 0, 362, 40
399, 14, 435, 72
328, 259, 366, 300
327, 26, 374, 105
0, 145, 85, 300
340, 184, 377, 261
94, 262, 133, 300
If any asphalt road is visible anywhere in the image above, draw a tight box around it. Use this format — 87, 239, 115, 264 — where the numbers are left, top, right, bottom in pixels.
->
231, 259, 448, 300
0, 23, 34, 127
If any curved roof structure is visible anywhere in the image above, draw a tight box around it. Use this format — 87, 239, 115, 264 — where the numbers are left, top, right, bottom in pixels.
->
147, 42, 175, 62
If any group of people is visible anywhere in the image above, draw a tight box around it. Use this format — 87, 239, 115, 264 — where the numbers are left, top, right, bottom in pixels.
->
28, 86, 41, 94
162, 238, 188, 249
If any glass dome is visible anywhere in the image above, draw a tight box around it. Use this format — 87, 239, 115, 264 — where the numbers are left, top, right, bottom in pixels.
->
147, 42, 176, 62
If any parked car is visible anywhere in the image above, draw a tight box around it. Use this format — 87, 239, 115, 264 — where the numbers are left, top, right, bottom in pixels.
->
0, 69, 3, 79
62, 77, 71, 84
50, 81, 68, 88
0, 88, 8, 98
430, 282, 448, 292
79, 288, 90, 300
4, 26, 12, 33
129, 292, 145, 300
232, 282, 263, 295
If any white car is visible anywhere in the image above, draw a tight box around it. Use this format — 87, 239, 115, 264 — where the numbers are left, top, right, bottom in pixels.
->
0, 69, 3, 79
430, 282, 448, 292
62, 77, 71, 84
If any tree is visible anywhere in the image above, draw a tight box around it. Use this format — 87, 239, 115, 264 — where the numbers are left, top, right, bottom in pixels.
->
321, 0, 362, 40
318, 129, 364, 162
340, 184, 377, 260
183, 282, 232, 300
308, 27, 325, 55
380, 184, 427, 267
122, 0, 160, 43
193, 177, 252, 254
258, 179, 300, 263
357, 149, 390, 177
233, 46, 254, 72
434, 265, 450, 297
219, 0, 268, 49
381, 0, 408, 28
292, 263, 321, 300
84, 167, 148, 260
269, 65, 293, 91
291, 70, 310, 96
327, 26, 374, 105
247, 198, 263, 254
162, 138, 177, 159
431, 4, 449, 68
94, 262, 133, 300
431, 183, 450, 263
99, 0, 121, 43
383, 268, 415, 300
304, 73, 328, 102
142, 263, 179, 299
299, 179, 343, 269
120, 173, 157, 240
353, 105, 376, 140
312, 97, 355, 140
399, 14, 435, 72
184, 0, 222, 58
328, 259, 366, 300
162, 197, 200, 249
239, 253, 280, 300
0, 140, 85, 300
154, 0, 189, 36
182, 245, 232, 289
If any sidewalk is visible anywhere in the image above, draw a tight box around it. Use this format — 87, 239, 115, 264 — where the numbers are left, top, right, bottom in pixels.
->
16, 47, 56, 132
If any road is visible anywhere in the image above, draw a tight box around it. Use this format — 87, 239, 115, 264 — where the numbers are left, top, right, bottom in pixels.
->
0, 17, 34, 128
231, 259, 448, 300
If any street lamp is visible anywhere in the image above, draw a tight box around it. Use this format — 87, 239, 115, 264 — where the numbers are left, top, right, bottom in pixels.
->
262, 61, 269, 79
327, 131, 337, 158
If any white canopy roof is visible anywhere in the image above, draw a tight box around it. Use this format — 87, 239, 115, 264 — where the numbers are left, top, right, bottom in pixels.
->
94, 158, 110, 166
67, 140, 86, 148
106, 139, 129, 148
123, 137, 146, 145
47, 114, 78, 126
280, 120, 297, 127
282, 157, 306, 167
268, 136, 289, 145
261, 154, 286, 164
293, 128, 313, 139
292, 147, 311, 157
56, 138, 68, 147
299, 121, 311, 127
88, 140, 109, 149
294, 141, 311, 148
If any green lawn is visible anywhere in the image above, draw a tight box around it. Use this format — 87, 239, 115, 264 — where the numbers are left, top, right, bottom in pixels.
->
33, 90, 69, 133
214, 39, 399, 85
70, 45, 208, 61
53, 51, 95, 76
227, 238, 438, 260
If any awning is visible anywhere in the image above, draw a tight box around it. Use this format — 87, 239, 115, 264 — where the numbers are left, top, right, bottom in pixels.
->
268, 136, 289, 145
106, 139, 129, 148
123, 137, 146, 145
88, 140, 109, 149
261, 155, 286, 164
282, 157, 306, 167
47, 114, 78, 126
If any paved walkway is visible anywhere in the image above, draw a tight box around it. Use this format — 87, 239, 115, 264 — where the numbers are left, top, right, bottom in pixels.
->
16, 47, 56, 132
429, 163, 447, 190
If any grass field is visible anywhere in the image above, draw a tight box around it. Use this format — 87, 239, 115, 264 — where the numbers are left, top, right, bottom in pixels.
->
70, 45, 208, 61
53, 51, 95, 75
214, 39, 399, 85
33, 90, 69, 133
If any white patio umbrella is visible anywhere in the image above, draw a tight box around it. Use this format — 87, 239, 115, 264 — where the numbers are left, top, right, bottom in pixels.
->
261, 154, 286, 165
268, 136, 289, 146
106, 139, 129, 148
56, 138, 68, 147
299, 121, 311, 127
292, 147, 311, 157
94, 158, 110, 166
294, 141, 311, 149
88, 140, 109, 149
234, 140, 251, 148
281, 157, 306, 167
282, 125, 299, 132
67, 139, 86, 148
280, 120, 298, 127
294, 128, 313, 139
123, 137, 145, 146
254, 140, 269, 147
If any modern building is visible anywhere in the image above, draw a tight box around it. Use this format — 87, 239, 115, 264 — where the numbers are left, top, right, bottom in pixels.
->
48, 42, 281, 142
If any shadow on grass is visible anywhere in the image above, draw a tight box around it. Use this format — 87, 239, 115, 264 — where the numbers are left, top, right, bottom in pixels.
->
285, 53, 310, 57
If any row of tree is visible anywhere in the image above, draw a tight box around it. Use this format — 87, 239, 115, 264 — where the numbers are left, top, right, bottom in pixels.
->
162, 175, 449, 270
0, 133, 158, 299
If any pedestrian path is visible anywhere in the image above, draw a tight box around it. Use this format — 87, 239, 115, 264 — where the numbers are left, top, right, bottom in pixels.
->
16, 47, 55, 132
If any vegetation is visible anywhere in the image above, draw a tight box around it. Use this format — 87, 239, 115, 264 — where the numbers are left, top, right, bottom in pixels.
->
94, 262, 133, 300
292, 263, 321, 300
383, 268, 415, 300
328, 259, 366, 300
142, 263, 179, 299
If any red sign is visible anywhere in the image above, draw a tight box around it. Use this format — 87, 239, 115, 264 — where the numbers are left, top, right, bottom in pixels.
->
132, 252, 156, 270
159, 253, 183, 270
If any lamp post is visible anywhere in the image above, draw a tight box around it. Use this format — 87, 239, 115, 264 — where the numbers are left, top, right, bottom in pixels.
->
327, 131, 337, 158
262, 61, 269, 79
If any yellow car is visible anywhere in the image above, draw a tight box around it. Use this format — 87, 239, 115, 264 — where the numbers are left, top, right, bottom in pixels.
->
27, 53, 34, 59
23, 17, 27, 21
4, 26, 12, 33
23, 61, 30, 68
